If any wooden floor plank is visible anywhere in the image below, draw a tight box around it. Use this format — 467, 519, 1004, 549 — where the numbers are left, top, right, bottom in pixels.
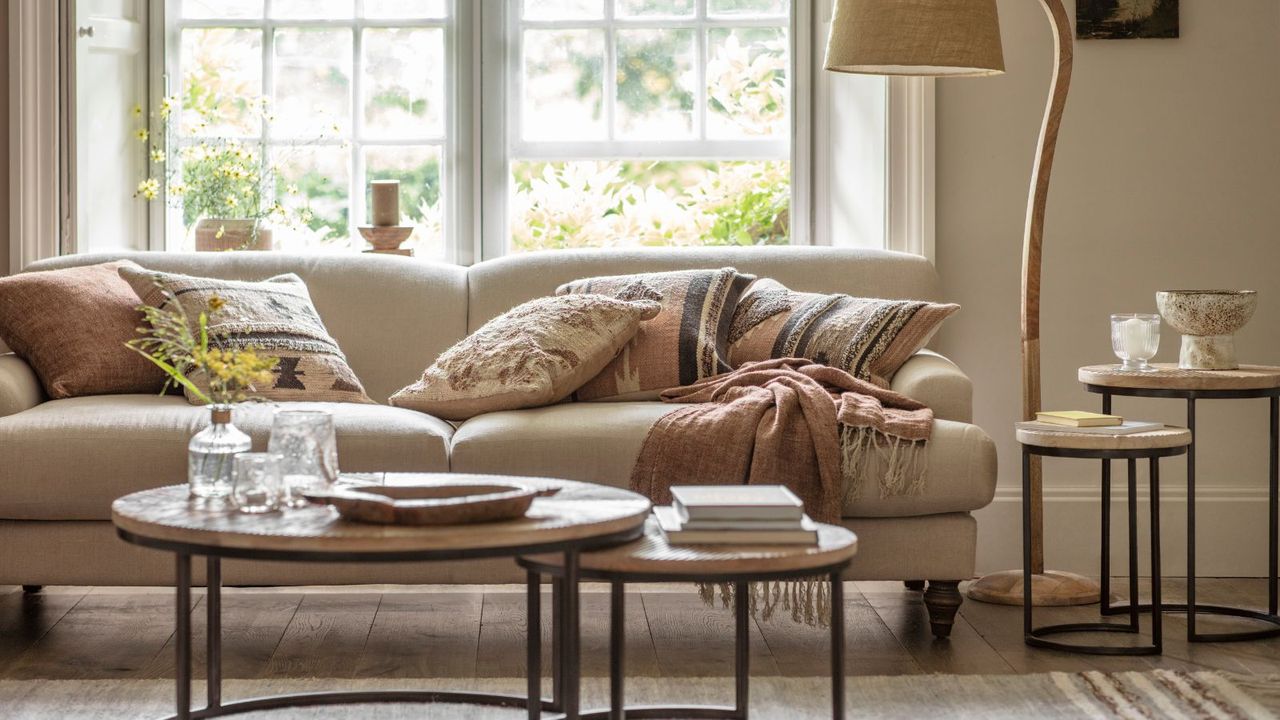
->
144, 591, 304, 680
4, 591, 188, 679
262, 593, 381, 679
355, 591, 483, 678
0, 588, 89, 674
2, 580, 1278, 682
641, 591, 780, 678
856, 582, 1014, 675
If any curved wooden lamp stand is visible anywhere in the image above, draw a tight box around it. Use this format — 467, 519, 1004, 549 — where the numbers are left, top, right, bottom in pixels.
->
966, 0, 1100, 607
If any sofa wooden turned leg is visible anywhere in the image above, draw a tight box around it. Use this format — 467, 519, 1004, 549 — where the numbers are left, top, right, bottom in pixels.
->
923, 580, 962, 639
903, 580, 925, 591
21, 585, 43, 594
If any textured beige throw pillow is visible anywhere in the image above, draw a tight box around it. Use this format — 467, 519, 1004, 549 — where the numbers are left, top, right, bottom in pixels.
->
728, 278, 959, 387
389, 294, 660, 421
120, 266, 373, 404
556, 268, 754, 401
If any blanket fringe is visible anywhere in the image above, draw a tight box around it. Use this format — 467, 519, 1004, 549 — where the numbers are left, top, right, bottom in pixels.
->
697, 578, 832, 627
840, 426, 929, 503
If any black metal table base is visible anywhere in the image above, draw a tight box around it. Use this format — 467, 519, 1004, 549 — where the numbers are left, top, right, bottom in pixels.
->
1023, 447, 1177, 656
158, 533, 627, 720
523, 563, 849, 720
1087, 387, 1280, 643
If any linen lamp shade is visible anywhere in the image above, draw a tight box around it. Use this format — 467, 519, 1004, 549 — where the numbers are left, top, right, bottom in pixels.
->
825, 0, 1006, 77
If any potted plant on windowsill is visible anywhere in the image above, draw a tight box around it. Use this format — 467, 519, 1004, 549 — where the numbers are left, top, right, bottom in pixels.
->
132, 98, 314, 252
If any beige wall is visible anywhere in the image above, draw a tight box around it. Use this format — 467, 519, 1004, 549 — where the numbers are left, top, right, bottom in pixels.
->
935, 0, 1280, 575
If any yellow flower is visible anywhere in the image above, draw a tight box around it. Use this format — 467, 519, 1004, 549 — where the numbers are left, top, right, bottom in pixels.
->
215, 225, 226, 239
225, 195, 239, 209
135, 128, 149, 142
169, 182, 187, 197
150, 148, 166, 164
207, 295, 225, 312
159, 96, 174, 120
135, 178, 160, 200
132, 104, 142, 117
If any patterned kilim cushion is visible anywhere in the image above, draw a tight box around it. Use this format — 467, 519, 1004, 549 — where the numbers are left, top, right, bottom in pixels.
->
556, 268, 754, 401
119, 266, 373, 404
727, 278, 959, 387
389, 294, 661, 420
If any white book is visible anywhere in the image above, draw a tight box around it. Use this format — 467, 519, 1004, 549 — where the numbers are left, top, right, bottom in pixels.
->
1017, 420, 1166, 436
679, 517, 808, 532
670, 485, 804, 522
655, 506, 819, 545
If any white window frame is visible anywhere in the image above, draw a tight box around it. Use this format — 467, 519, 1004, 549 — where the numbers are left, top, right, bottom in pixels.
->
13, 1, 936, 272
479, 0, 810, 260
156, 0, 475, 260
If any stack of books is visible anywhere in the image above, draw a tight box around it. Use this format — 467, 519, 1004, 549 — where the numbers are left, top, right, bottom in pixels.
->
654, 485, 819, 545
1017, 410, 1164, 436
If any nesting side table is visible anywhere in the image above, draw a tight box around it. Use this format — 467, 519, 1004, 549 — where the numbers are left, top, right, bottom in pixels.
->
1080, 364, 1280, 642
1018, 425, 1191, 655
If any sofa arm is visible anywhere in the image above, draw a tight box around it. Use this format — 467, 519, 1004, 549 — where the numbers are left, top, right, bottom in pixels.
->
890, 350, 973, 424
0, 354, 44, 418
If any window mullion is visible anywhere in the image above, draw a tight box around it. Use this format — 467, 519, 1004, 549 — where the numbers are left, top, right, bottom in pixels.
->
351, 8, 366, 243
604, 2, 617, 143
695, 0, 707, 142
261, 5, 275, 235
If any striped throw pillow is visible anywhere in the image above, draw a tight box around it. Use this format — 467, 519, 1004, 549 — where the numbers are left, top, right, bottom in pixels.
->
727, 278, 958, 387
556, 268, 754, 401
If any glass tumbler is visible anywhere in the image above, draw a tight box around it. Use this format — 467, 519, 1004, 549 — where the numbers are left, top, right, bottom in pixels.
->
268, 409, 339, 508
232, 452, 281, 514
1111, 313, 1161, 372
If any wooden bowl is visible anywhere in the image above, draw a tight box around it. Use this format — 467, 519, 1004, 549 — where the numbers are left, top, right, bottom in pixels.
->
308, 482, 539, 526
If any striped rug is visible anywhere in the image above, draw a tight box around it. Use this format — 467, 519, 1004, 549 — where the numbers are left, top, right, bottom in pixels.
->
1, 671, 1276, 719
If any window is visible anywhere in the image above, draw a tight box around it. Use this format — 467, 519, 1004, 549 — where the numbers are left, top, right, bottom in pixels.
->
165, 0, 458, 258
150, 0, 809, 261
500, 0, 795, 254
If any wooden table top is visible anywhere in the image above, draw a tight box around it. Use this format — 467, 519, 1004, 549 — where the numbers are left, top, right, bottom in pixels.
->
1079, 364, 1280, 391
112, 474, 651, 557
1016, 425, 1192, 451
523, 517, 858, 577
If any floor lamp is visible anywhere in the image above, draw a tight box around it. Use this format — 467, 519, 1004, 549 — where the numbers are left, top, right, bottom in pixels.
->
825, 0, 1100, 606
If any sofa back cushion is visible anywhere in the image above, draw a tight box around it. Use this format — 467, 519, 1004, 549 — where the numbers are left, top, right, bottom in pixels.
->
25, 253, 468, 404
467, 247, 942, 332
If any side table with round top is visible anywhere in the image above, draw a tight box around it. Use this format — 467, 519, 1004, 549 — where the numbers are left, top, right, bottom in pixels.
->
520, 520, 858, 720
1018, 424, 1192, 655
1080, 364, 1280, 642
112, 474, 652, 720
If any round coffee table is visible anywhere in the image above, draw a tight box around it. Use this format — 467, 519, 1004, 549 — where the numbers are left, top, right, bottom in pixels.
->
519, 519, 858, 720
1080, 363, 1280, 642
112, 474, 651, 720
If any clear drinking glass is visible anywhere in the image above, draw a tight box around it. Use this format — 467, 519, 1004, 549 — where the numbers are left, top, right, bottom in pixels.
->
1111, 313, 1161, 372
268, 409, 339, 508
232, 452, 281, 514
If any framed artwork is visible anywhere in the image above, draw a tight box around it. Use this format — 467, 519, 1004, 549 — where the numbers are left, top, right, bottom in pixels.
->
1077, 0, 1180, 39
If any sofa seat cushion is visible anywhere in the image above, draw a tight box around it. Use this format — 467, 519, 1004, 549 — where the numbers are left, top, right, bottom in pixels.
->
450, 403, 996, 518
0, 396, 453, 521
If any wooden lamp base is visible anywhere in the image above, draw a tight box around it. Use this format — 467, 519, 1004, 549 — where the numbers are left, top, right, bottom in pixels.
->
966, 569, 1100, 607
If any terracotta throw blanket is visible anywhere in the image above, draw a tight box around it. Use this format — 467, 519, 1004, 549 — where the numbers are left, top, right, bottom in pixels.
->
631, 358, 934, 525
630, 358, 934, 626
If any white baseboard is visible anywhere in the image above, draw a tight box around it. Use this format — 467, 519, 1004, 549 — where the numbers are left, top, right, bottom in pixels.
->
975, 484, 1273, 578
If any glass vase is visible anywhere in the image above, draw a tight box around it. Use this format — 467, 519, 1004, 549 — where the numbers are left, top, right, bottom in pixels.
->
188, 405, 252, 499
268, 409, 339, 508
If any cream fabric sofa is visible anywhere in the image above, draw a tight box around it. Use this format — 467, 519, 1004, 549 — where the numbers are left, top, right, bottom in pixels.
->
0, 247, 995, 637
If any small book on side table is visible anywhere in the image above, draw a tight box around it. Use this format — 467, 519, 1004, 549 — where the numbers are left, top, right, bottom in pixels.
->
654, 506, 819, 545
1018, 420, 1165, 436
1036, 410, 1123, 427
671, 485, 804, 522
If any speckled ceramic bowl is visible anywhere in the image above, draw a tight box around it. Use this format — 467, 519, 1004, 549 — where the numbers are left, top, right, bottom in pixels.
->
1156, 290, 1257, 370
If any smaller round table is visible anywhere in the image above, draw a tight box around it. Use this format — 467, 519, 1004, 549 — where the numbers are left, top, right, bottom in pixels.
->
1018, 425, 1191, 655
520, 519, 858, 720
